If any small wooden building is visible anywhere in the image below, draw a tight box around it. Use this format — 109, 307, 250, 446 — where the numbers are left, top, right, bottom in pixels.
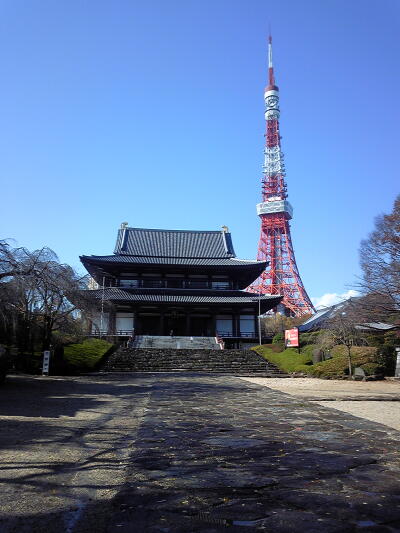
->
80, 224, 282, 346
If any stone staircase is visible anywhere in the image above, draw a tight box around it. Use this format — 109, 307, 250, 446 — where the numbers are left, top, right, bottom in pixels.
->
103, 347, 288, 377
133, 335, 219, 350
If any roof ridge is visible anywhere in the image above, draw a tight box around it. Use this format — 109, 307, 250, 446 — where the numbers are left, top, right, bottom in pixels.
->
116, 254, 235, 259
126, 227, 224, 234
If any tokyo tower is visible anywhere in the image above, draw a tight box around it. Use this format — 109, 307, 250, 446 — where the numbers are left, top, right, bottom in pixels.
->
250, 36, 315, 317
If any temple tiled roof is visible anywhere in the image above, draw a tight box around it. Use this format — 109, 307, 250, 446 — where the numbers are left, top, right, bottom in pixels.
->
81, 254, 265, 268
81, 226, 268, 290
87, 287, 281, 309
114, 227, 236, 258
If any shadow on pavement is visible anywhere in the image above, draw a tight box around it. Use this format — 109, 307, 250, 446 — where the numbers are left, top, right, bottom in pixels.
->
1, 374, 400, 532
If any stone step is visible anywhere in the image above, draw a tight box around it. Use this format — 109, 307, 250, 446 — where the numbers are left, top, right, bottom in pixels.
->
102, 368, 284, 378
109, 363, 281, 368
103, 347, 288, 376
134, 335, 220, 350
108, 359, 279, 365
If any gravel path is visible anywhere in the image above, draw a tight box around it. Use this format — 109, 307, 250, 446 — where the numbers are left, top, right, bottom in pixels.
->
239, 377, 400, 431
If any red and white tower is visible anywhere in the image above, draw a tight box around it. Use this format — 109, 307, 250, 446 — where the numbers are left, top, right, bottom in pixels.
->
250, 36, 315, 317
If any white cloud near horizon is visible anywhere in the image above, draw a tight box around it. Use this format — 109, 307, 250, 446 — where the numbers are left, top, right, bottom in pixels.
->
311, 290, 360, 310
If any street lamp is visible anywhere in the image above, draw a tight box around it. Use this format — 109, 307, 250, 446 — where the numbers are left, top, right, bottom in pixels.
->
258, 292, 262, 346
99, 275, 105, 338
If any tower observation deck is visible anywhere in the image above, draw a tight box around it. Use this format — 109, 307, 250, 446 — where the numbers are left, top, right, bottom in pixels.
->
250, 36, 315, 317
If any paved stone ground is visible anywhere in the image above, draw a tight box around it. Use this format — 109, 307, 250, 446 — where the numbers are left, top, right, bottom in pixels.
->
108, 374, 400, 533
240, 378, 400, 401
240, 378, 400, 431
1, 373, 400, 532
0, 374, 147, 533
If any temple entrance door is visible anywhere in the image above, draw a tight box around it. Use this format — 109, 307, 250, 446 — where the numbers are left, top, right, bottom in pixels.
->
191, 316, 212, 336
165, 315, 185, 336
138, 315, 161, 335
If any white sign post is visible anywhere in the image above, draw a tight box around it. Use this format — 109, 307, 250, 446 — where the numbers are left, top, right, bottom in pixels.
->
42, 350, 51, 376
395, 347, 400, 378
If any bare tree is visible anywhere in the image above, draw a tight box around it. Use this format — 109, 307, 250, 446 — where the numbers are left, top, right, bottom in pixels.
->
0, 240, 46, 280
327, 304, 364, 378
0, 242, 95, 351
315, 329, 335, 355
261, 313, 311, 337
359, 195, 400, 319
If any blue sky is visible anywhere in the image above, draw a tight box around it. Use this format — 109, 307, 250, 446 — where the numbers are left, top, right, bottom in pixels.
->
1, 0, 399, 305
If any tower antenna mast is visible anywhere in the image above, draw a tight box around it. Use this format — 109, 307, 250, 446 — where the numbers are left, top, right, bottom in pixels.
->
250, 34, 315, 317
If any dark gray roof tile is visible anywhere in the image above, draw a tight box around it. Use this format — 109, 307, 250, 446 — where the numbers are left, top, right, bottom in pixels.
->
114, 227, 235, 258
81, 255, 265, 268
87, 287, 281, 307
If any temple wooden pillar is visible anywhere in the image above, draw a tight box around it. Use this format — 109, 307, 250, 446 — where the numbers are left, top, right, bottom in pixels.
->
233, 312, 240, 337
211, 313, 217, 336
185, 312, 191, 336
160, 310, 165, 336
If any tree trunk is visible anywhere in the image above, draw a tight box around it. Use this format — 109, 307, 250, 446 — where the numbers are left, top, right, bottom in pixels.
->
347, 345, 352, 379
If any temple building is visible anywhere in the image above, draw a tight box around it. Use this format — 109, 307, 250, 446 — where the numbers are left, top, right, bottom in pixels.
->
80, 224, 282, 346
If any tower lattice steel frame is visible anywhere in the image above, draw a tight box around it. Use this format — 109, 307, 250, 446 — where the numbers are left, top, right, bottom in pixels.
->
250, 36, 315, 317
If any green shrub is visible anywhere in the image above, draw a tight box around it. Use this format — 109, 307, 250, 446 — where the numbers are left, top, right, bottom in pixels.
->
365, 334, 385, 348
254, 343, 380, 379
360, 362, 382, 376
311, 345, 377, 379
63, 338, 113, 371
299, 331, 320, 346
376, 344, 396, 376
300, 344, 315, 359
272, 333, 283, 344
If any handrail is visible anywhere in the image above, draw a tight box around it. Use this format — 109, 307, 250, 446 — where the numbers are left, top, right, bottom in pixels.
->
215, 331, 256, 338
118, 279, 233, 290
89, 329, 134, 337
215, 333, 225, 350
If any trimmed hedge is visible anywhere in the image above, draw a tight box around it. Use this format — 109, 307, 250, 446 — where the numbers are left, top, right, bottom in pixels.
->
63, 338, 113, 371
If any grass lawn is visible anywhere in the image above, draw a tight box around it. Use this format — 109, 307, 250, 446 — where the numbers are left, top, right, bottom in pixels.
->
64, 338, 113, 371
253, 345, 313, 374
253, 344, 378, 378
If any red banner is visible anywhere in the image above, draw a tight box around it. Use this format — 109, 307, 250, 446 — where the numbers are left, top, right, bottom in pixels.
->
285, 328, 299, 347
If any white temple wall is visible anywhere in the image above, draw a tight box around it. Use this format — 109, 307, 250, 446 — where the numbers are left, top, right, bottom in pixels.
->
115, 312, 135, 334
